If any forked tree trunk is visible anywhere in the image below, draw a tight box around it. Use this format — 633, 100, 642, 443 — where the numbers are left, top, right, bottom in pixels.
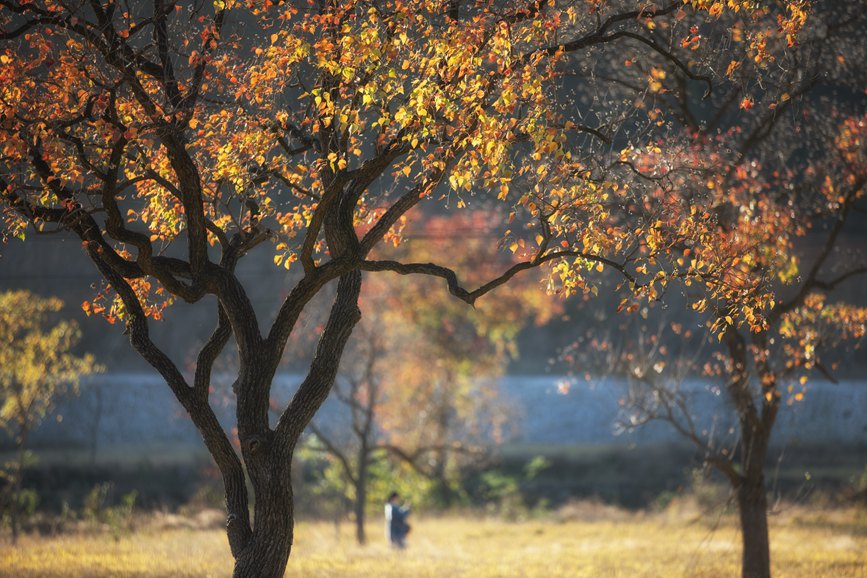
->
737, 475, 771, 578
228, 271, 363, 577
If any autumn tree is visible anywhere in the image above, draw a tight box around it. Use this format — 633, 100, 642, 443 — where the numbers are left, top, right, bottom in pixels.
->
0, 1, 809, 575
308, 213, 554, 544
0, 290, 101, 542
562, 3, 866, 577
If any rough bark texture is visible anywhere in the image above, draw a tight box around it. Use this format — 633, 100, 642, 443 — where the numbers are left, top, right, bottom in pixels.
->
232, 461, 294, 578
228, 271, 362, 578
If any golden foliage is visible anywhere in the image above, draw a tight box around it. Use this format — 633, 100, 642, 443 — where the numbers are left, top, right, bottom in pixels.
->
0, 291, 102, 438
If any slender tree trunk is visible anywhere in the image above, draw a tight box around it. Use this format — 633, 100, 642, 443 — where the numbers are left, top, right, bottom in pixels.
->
354, 478, 367, 545
724, 327, 774, 578
10, 427, 28, 544
354, 444, 368, 545
737, 474, 771, 578
433, 402, 453, 507
10, 456, 21, 544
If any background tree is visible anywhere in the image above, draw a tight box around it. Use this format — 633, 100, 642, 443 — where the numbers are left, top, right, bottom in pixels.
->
0, 1, 807, 575
0, 290, 101, 543
561, 3, 867, 576
308, 213, 555, 544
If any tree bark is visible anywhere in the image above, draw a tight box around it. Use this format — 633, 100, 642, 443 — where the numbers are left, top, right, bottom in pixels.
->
230, 271, 363, 576
737, 475, 771, 578
231, 470, 294, 578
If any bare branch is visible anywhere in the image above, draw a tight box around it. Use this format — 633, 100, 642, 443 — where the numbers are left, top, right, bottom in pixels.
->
360, 249, 638, 305
308, 423, 358, 486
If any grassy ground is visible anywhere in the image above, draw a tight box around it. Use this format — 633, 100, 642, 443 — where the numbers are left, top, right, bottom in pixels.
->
1, 504, 865, 578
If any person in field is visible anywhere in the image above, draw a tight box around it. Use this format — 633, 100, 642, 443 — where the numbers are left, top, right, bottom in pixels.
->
384, 491, 411, 549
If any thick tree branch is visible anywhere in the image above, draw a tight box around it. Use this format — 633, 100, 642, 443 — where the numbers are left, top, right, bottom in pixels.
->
265, 260, 349, 363
194, 302, 233, 401
85, 240, 251, 553
274, 270, 363, 453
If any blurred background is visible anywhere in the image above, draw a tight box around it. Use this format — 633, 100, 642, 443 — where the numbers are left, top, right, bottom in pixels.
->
2, 229, 865, 533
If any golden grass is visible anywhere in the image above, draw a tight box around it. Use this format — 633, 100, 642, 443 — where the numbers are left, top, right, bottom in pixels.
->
1, 506, 865, 577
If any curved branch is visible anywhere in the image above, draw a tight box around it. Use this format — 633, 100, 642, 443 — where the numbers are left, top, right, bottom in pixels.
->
308, 423, 358, 487
85, 242, 191, 401
771, 176, 866, 323
265, 260, 349, 362
360, 249, 637, 305
194, 301, 233, 400
602, 31, 712, 98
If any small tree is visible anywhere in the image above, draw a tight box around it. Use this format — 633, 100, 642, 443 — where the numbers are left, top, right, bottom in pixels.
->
566, 48, 865, 578
561, 3, 866, 576
0, 290, 101, 542
309, 215, 553, 543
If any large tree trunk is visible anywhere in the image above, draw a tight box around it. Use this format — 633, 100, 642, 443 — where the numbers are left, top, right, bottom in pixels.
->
229, 271, 363, 576
232, 461, 295, 578
737, 475, 771, 578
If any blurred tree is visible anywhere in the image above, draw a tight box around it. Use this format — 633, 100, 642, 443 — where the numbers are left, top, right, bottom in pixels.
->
0, 290, 101, 543
562, 4, 867, 577
0, 1, 808, 574
308, 213, 555, 544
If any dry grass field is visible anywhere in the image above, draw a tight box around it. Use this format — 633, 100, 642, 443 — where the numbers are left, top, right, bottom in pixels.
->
1, 504, 865, 577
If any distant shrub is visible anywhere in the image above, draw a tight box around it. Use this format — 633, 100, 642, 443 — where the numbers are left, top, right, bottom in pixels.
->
83, 482, 137, 540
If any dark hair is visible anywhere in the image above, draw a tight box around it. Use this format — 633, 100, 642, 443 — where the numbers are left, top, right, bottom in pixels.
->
388, 491, 399, 502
